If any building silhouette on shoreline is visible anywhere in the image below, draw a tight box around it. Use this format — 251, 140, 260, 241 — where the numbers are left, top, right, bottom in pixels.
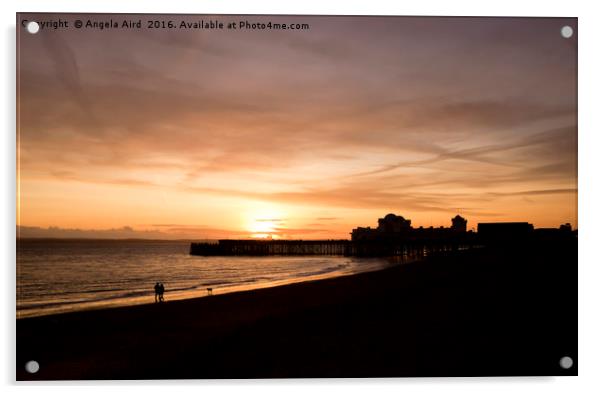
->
351, 213, 471, 242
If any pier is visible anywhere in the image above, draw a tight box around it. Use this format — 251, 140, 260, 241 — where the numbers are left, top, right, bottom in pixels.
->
189, 237, 475, 257
190, 240, 351, 256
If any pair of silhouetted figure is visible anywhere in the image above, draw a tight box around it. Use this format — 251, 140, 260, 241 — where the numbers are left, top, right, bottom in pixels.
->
154, 282, 165, 303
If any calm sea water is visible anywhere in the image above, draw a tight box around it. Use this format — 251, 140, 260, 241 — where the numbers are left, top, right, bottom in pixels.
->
17, 239, 400, 318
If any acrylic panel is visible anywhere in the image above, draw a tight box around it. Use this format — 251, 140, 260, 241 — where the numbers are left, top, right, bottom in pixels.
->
16, 13, 577, 380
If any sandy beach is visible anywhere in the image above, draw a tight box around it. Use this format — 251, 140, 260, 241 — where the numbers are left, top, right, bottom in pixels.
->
16, 243, 576, 380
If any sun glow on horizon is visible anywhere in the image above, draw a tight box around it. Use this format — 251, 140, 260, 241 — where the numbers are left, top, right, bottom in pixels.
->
245, 205, 286, 239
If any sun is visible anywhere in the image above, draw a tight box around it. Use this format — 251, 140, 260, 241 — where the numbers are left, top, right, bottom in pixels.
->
245, 206, 285, 239
249, 219, 277, 234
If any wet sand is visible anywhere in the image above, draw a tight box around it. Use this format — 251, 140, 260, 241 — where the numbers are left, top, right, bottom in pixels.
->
16, 244, 577, 380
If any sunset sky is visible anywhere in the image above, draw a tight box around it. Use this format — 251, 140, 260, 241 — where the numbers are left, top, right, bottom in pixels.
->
17, 14, 577, 239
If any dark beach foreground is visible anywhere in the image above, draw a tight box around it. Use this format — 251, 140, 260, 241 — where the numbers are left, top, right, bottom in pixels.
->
17, 241, 577, 380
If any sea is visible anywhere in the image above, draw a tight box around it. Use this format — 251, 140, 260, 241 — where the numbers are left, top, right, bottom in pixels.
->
17, 239, 404, 318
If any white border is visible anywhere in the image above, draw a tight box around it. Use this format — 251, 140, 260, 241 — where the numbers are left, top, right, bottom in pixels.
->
3, 1, 602, 393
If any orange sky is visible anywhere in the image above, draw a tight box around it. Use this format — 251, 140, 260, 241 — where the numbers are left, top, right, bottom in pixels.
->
17, 15, 577, 239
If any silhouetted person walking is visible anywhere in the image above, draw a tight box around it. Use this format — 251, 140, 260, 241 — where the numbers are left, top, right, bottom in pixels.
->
154, 282, 161, 303
158, 282, 165, 302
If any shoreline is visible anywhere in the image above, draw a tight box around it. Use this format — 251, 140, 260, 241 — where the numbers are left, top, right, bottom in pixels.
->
17, 246, 577, 379
17, 256, 404, 319
17, 260, 408, 321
